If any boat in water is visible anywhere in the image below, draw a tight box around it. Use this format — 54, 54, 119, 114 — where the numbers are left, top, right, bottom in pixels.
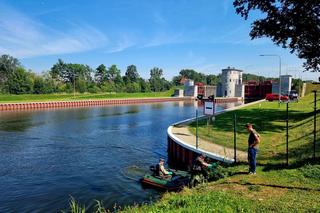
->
141, 166, 190, 191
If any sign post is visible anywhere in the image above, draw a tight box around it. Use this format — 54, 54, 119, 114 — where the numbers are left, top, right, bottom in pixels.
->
204, 98, 215, 142
203, 101, 215, 116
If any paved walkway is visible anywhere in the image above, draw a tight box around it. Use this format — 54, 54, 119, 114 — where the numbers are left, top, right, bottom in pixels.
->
171, 125, 247, 162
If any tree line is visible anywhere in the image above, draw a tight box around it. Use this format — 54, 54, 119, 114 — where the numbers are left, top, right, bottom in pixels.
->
0, 55, 222, 95
1, 54, 301, 95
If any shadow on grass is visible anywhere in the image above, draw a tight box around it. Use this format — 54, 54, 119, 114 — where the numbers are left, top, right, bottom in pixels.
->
221, 181, 320, 192
262, 157, 320, 172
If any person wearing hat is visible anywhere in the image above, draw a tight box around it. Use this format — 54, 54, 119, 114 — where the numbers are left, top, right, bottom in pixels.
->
245, 123, 260, 174
157, 158, 172, 178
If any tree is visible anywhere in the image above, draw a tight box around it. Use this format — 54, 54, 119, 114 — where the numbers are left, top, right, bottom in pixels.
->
126, 82, 141, 93
206, 74, 220, 85
0, 54, 21, 92
172, 75, 183, 86
149, 67, 163, 92
179, 69, 207, 83
107, 65, 121, 82
50, 59, 68, 82
50, 60, 93, 92
33, 76, 46, 94
125, 65, 139, 83
7, 67, 33, 94
138, 78, 151, 92
95, 64, 107, 85
233, 0, 320, 72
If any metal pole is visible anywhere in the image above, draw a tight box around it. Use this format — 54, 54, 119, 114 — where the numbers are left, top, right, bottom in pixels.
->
313, 91, 317, 160
196, 109, 199, 149
207, 116, 210, 136
234, 113, 237, 163
73, 72, 76, 98
286, 102, 289, 166
279, 56, 282, 106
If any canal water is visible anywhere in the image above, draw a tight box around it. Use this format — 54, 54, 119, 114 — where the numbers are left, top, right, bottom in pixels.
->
0, 101, 233, 212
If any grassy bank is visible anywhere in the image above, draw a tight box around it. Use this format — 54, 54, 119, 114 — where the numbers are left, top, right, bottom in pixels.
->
122, 163, 320, 212
0, 89, 175, 103
66, 94, 320, 212
189, 94, 320, 165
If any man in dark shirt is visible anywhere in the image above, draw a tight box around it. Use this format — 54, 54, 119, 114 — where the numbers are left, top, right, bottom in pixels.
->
245, 123, 260, 174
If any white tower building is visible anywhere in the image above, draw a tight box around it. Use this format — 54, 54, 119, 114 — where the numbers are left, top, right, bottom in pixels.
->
220, 67, 244, 97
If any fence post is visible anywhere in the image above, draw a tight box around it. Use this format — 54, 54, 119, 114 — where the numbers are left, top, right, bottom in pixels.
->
286, 102, 289, 166
313, 90, 317, 160
234, 113, 237, 163
196, 109, 199, 149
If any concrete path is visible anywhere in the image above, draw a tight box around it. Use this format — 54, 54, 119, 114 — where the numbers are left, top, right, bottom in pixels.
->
171, 125, 247, 162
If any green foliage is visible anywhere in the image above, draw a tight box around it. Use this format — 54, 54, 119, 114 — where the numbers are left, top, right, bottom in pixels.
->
242, 73, 267, 82
300, 164, 320, 180
107, 64, 121, 82
66, 197, 85, 213
149, 67, 172, 92
126, 82, 141, 93
179, 69, 207, 83
125, 65, 139, 83
7, 67, 34, 94
233, 0, 320, 72
95, 64, 107, 85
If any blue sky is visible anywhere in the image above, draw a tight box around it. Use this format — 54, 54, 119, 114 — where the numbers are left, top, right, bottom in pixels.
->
0, 0, 318, 80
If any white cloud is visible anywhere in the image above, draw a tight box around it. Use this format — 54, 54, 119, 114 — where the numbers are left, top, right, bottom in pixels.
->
143, 31, 185, 48
0, 5, 108, 58
105, 34, 136, 53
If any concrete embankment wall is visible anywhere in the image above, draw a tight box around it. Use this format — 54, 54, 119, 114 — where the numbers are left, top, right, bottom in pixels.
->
0, 97, 191, 111
167, 99, 265, 168
0, 97, 243, 111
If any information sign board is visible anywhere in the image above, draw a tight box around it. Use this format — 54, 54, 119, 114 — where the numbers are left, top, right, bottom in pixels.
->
204, 101, 215, 115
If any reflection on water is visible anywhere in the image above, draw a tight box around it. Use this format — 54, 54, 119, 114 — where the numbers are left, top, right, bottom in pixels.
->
0, 101, 230, 212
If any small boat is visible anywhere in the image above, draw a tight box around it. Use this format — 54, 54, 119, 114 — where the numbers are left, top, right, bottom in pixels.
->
141, 166, 190, 191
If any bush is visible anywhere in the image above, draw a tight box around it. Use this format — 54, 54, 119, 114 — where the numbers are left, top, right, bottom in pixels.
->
300, 164, 320, 180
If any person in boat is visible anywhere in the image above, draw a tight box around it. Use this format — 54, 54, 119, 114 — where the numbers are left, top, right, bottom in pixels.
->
156, 158, 173, 178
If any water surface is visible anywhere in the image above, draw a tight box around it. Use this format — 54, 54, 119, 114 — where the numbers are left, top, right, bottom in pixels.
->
0, 101, 231, 212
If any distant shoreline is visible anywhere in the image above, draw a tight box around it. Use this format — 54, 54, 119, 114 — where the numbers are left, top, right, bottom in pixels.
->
0, 97, 192, 111
0, 97, 243, 111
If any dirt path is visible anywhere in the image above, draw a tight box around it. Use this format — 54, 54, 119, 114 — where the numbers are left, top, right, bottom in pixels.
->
171, 125, 247, 162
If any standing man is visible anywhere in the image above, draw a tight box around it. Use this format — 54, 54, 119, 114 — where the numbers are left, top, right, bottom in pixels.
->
245, 123, 260, 174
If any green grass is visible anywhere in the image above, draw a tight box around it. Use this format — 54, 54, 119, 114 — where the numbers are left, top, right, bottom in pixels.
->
121, 163, 320, 212
0, 89, 175, 103
189, 94, 320, 165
